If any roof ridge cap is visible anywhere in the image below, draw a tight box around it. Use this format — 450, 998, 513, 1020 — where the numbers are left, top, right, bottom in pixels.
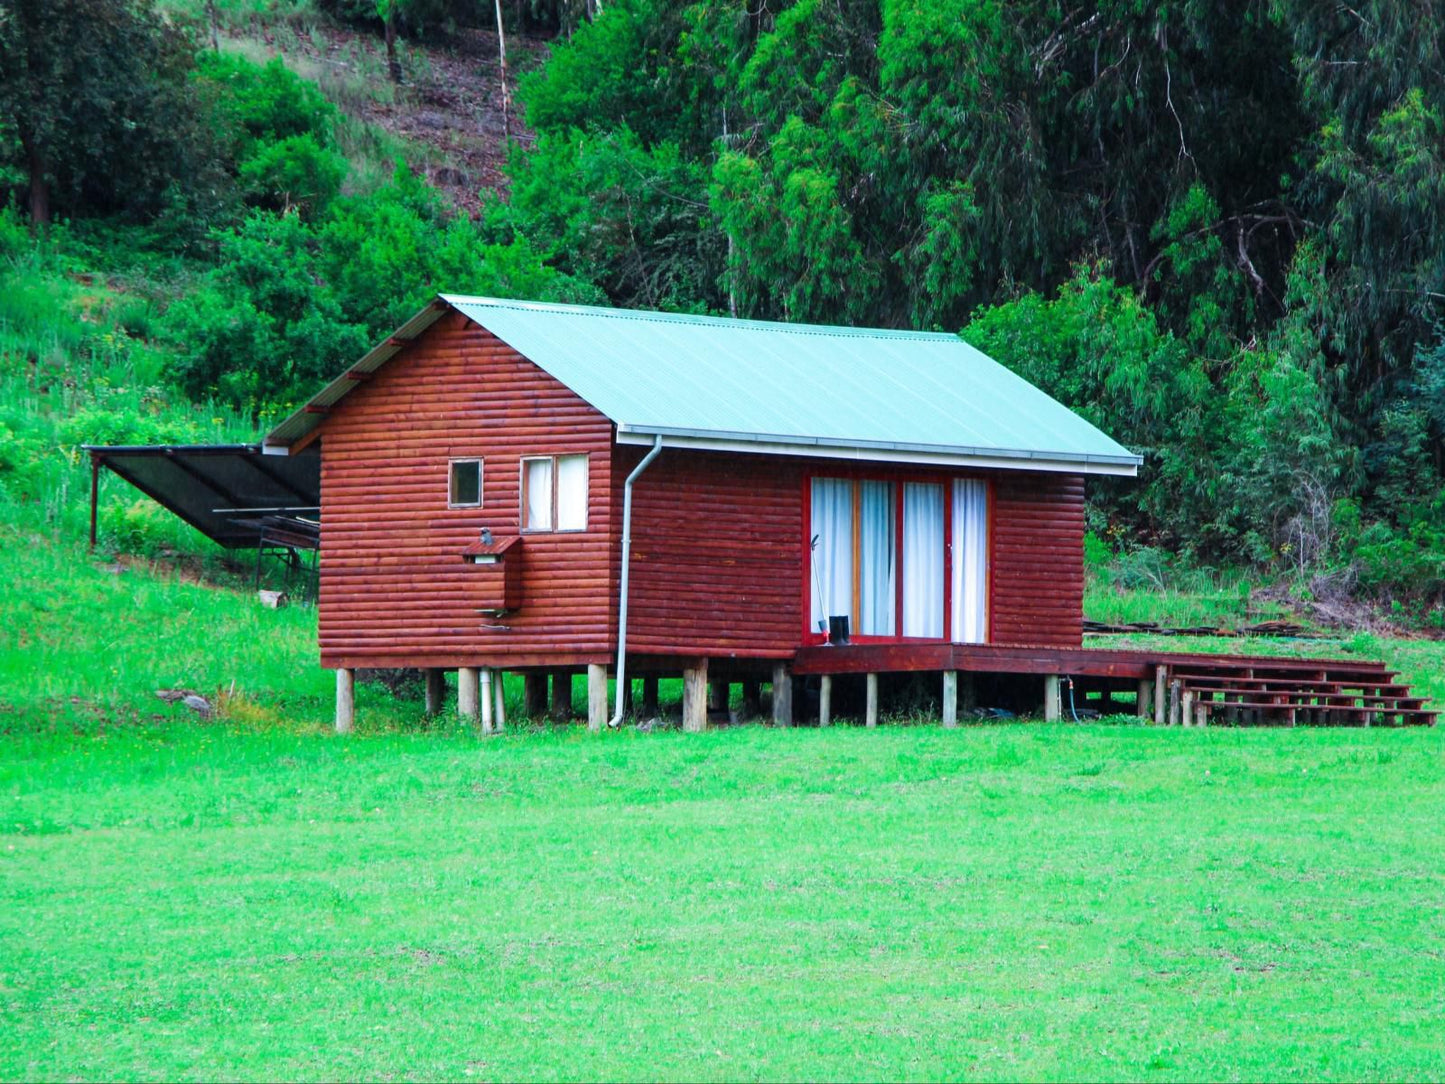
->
443, 294, 959, 342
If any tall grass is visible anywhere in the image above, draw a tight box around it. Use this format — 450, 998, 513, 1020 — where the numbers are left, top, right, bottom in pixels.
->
0, 208, 263, 557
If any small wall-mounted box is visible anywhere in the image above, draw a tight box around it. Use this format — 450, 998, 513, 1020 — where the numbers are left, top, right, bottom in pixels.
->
461, 534, 522, 615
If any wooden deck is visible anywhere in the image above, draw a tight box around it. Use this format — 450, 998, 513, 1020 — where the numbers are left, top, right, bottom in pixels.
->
791, 642, 1436, 726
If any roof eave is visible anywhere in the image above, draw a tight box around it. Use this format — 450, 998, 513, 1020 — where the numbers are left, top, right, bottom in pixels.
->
615, 424, 1142, 477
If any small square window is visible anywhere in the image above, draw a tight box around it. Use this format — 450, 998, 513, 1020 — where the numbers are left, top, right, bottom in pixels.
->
449, 459, 482, 507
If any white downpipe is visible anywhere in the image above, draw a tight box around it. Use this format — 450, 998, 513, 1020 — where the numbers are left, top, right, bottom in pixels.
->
609, 435, 663, 727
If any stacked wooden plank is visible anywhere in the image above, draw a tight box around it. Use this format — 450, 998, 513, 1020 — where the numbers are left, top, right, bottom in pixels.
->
1082, 618, 1316, 638
1164, 656, 1436, 727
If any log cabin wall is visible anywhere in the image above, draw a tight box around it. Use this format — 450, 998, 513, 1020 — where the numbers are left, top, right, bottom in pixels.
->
617, 446, 805, 660
316, 311, 616, 670
617, 444, 1085, 658
989, 472, 1085, 649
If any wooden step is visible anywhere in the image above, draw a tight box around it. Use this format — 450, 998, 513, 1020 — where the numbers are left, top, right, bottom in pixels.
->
1198, 702, 1436, 725
1186, 689, 1427, 709
1173, 666, 1397, 683
1178, 677, 1410, 695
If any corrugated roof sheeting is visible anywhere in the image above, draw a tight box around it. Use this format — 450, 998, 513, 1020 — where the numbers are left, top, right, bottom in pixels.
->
87, 444, 321, 548
267, 295, 1141, 472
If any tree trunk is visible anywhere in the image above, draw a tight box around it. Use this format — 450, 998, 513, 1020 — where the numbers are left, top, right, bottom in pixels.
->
494, 0, 511, 142
207, 0, 220, 50
23, 134, 49, 230
385, 10, 402, 84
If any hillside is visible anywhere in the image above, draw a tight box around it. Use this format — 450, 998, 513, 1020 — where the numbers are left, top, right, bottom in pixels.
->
202, 14, 549, 213
4, 0, 1445, 626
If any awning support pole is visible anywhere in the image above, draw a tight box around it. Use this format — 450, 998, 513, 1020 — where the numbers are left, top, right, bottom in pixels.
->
89, 455, 99, 550
609, 435, 663, 728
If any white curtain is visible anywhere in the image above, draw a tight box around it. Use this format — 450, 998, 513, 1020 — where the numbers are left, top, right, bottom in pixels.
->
951, 478, 989, 643
810, 478, 853, 632
524, 458, 552, 530
903, 483, 944, 637
859, 481, 895, 636
555, 454, 588, 530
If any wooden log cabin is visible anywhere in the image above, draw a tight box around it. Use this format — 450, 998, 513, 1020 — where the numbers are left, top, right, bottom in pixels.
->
261, 295, 1143, 732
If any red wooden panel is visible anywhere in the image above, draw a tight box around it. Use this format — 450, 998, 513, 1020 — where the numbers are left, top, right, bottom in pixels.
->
989, 473, 1085, 648
616, 447, 803, 659
316, 312, 616, 669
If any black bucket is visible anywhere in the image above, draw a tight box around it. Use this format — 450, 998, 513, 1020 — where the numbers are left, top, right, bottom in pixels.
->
828, 615, 850, 645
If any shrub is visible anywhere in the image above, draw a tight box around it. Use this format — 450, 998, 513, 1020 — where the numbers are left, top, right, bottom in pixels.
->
237, 134, 347, 218
198, 52, 338, 150
163, 211, 369, 414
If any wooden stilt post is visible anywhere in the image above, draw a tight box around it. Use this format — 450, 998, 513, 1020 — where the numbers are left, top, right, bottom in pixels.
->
1154, 666, 1168, 726
683, 659, 708, 733
942, 670, 958, 728
642, 674, 659, 717
524, 673, 547, 717
1137, 677, 1151, 720
708, 679, 728, 713
1181, 689, 1195, 729
1168, 679, 1181, 727
550, 670, 572, 721
424, 668, 445, 715
1044, 675, 1061, 722
480, 669, 495, 734
741, 679, 761, 718
771, 663, 792, 727
493, 670, 506, 731
458, 666, 480, 723
587, 663, 608, 731
818, 674, 832, 727
335, 668, 355, 734
865, 673, 879, 728
959, 672, 976, 715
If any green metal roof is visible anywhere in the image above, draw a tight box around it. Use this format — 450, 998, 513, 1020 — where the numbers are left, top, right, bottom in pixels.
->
267, 295, 1140, 474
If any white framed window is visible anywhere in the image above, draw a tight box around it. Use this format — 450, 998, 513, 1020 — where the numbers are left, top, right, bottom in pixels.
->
448, 458, 483, 508
521, 454, 588, 532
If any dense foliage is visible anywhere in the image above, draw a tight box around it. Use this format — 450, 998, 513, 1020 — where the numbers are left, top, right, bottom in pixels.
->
492, 0, 1445, 601
6, 0, 1445, 608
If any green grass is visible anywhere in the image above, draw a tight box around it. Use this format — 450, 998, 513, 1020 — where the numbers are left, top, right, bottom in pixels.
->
5, 705, 1445, 1079
6, 532, 1445, 1080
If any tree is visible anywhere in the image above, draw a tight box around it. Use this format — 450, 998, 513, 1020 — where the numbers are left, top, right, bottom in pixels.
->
0, 0, 209, 227
376, 0, 402, 84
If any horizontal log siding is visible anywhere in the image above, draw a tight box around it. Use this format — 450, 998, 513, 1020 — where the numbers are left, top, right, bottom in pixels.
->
618, 451, 1085, 657
619, 447, 803, 659
317, 312, 615, 668
989, 473, 1085, 648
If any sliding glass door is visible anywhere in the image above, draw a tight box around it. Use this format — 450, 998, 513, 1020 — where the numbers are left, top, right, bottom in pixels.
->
950, 478, 988, 643
809, 473, 986, 642
902, 483, 944, 637
809, 478, 895, 637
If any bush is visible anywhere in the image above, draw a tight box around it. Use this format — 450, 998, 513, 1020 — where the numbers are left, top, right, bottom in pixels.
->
238, 134, 347, 218
163, 211, 369, 414
0, 420, 44, 502
198, 52, 337, 149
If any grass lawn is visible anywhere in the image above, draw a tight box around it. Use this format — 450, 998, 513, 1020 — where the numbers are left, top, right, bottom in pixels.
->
5, 531, 1445, 1080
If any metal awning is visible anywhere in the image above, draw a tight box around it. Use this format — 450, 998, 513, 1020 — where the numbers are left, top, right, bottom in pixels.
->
84, 444, 321, 549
